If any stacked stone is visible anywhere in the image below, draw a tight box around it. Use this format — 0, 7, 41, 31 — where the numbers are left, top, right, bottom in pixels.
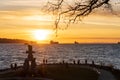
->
23, 45, 37, 75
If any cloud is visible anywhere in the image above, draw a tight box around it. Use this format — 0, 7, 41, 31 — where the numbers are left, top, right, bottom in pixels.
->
0, 9, 54, 31
82, 15, 120, 27
0, 0, 47, 10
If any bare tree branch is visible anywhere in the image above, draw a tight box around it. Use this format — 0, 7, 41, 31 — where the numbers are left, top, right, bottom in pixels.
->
46, 0, 119, 36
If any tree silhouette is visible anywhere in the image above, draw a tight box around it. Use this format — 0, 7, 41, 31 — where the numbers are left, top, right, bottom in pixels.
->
46, 0, 118, 36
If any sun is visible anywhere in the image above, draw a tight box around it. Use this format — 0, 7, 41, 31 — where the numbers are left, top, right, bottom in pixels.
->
33, 30, 51, 41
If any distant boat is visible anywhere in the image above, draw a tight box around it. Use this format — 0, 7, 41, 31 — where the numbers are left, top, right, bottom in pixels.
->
74, 41, 79, 44
50, 40, 59, 44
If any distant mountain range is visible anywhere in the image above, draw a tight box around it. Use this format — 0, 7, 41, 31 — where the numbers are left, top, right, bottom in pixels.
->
0, 38, 33, 43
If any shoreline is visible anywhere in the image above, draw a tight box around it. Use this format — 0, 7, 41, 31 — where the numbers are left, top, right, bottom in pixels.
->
0, 64, 99, 80
0, 63, 120, 80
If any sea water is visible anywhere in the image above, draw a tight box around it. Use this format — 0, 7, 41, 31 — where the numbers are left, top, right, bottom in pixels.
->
0, 43, 120, 69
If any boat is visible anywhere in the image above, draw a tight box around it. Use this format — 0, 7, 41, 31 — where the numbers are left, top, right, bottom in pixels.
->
50, 40, 59, 44
74, 41, 79, 44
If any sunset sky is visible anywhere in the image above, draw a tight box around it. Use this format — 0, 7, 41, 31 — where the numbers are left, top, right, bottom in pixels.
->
0, 0, 120, 43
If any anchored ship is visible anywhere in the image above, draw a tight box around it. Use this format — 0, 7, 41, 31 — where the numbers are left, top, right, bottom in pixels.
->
50, 40, 59, 44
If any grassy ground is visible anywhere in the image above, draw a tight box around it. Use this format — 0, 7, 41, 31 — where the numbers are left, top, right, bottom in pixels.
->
0, 64, 99, 80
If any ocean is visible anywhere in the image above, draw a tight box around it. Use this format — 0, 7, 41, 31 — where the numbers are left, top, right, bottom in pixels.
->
0, 43, 120, 69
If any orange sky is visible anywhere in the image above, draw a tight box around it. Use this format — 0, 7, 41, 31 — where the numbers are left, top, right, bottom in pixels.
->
0, 0, 120, 43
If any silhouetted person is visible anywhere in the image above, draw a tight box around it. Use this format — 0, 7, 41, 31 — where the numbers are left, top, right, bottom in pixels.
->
45, 59, 48, 64
14, 63, 17, 70
73, 60, 76, 64
10, 64, 14, 69
92, 61, 94, 65
85, 59, 87, 64
43, 59, 46, 64
62, 60, 65, 64
77, 60, 80, 64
